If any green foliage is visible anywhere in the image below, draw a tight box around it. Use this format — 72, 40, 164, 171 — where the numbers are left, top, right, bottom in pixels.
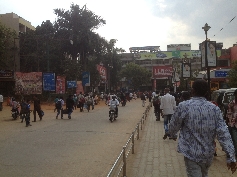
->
119, 63, 152, 89
16, 3, 126, 92
0, 22, 17, 70
227, 61, 237, 87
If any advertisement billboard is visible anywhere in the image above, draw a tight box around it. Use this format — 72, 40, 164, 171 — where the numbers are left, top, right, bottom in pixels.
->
76, 81, 84, 94
43, 73, 56, 91
15, 72, 42, 95
67, 81, 77, 88
97, 65, 107, 83
201, 41, 217, 67
182, 63, 191, 78
167, 44, 191, 51
153, 66, 173, 79
56, 76, 65, 94
82, 72, 90, 86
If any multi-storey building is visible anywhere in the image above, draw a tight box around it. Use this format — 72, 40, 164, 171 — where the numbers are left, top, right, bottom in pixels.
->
0, 13, 35, 95
120, 44, 237, 92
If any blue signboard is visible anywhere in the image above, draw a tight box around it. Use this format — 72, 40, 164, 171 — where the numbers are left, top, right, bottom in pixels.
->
82, 72, 90, 86
67, 81, 77, 88
43, 73, 56, 91
215, 71, 228, 77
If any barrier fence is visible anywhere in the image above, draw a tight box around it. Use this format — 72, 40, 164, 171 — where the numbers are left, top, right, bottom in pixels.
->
107, 103, 151, 177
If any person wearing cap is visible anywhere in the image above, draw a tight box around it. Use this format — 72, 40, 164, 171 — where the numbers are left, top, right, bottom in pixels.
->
227, 89, 237, 158
166, 79, 237, 176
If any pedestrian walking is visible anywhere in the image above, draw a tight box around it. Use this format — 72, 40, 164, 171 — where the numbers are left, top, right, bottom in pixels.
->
227, 89, 237, 157
160, 88, 176, 138
165, 79, 237, 176
56, 96, 64, 119
53, 96, 59, 112
141, 92, 146, 107
66, 95, 74, 119
33, 95, 42, 122
25, 99, 32, 127
73, 94, 78, 110
153, 91, 161, 121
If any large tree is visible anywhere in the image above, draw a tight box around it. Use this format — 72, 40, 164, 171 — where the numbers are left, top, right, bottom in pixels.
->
0, 22, 17, 70
119, 63, 152, 89
54, 3, 106, 67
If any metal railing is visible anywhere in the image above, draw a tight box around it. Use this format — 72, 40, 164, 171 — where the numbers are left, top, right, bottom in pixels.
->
107, 103, 151, 177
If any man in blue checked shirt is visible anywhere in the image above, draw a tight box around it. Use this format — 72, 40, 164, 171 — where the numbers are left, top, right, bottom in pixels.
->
165, 79, 237, 176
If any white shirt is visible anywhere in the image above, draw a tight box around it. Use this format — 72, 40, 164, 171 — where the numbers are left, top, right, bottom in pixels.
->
0, 95, 3, 102
109, 99, 119, 106
58, 99, 64, 106
152, 92, 156, 98
160, 93, 176, 115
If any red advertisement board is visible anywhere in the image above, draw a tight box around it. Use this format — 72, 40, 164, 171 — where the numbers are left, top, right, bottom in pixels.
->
76, 81, 84, 94
153, 66, 173, 79
56, 76, 65, 94
15, 72, 42, 95
97, 65, 107, 83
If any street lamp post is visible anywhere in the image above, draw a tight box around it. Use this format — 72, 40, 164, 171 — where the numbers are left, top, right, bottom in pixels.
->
202, 23, 211, 100
183, 53, 189, 91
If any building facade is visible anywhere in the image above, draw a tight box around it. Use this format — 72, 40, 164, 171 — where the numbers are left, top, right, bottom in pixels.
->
0, 13, 35, 96
120, 44, 236, 92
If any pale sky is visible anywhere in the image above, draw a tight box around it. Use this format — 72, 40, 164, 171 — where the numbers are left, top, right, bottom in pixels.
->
1, 0, 237, 52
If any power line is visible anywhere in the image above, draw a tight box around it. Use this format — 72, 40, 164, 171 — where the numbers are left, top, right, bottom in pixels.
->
213, 15, 236, 37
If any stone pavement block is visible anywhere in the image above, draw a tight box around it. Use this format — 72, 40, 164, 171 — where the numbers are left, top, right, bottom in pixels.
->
126, 110, 236, 177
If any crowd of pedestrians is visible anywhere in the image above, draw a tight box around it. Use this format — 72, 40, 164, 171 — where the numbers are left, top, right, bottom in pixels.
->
152, 79, 237, 176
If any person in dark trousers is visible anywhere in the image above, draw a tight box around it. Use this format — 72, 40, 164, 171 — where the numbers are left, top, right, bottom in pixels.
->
33, 95, 42, 122
25, 99, 32, 127
165, 79, 237, 176
78, 92, 85, 112
153, 91, 161, 121
66, 95, 74, 119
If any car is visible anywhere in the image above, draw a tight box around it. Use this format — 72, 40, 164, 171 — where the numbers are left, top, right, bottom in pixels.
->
156, 53, 167, 58
220, 88, 237, 121
211, 89, 227, 107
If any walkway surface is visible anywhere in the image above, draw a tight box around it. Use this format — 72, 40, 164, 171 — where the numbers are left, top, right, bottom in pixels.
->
126, 108, 236, 177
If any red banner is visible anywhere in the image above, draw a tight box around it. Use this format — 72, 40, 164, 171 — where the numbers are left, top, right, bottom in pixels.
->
56, 76, 65, 94
97, 65, 107, 83
153, 66, 173, 79
15, 72, 42, 95
76, 81, 84, 94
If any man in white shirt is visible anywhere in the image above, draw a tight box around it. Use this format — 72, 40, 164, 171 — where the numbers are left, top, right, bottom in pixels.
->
160, 88, 176, 139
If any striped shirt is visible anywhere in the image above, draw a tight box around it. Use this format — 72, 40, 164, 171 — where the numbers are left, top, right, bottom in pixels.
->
168, 97, 236, 164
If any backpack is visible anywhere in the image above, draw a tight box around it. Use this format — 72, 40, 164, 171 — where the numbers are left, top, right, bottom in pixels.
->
56, 100, 62, 109
20, 102, 29, 114
153, 96, 160, 106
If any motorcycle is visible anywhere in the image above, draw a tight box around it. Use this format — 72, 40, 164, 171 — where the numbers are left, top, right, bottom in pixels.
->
11, 107, 19, 120
109, 104, 117, 122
